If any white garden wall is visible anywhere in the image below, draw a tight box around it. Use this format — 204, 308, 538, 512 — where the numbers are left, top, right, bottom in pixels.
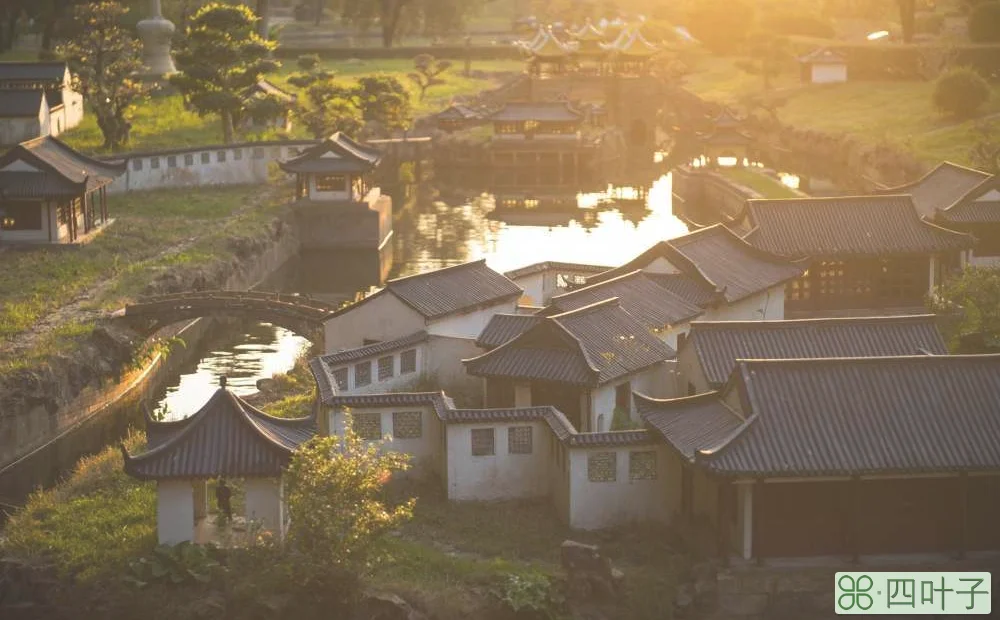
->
446, 421, 551, 501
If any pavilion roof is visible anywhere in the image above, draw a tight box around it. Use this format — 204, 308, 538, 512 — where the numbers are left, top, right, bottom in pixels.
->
488, 101, 583, 122
936, 175, 1000, 224
0, 136, 125, 199
528, 29, 575, 58
244, 78, 296, 102
878, 161, 991, 219
123, 386, 317, 480
277, 132, 381, 174
0, 61, 69, 83
798, 47, 846, 64
602, 28, 658, 57
571, 20, 606, 42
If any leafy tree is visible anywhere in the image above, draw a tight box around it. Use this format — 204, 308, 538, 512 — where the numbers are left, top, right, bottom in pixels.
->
928, 266, 1000, 350
355, 75, 413, 134
170, 2, 278, 143
969, 1, 1000, 42
932, 66, 990, 118
739, 33, 790, 94
685, 0, 756, 54
56, 2, 150, 151
295, 79, 365, 139
283, 427, 413, 602
407, 54, 451, 101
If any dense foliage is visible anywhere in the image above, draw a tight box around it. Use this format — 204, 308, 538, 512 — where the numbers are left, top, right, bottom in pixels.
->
56, 2, 150, 151
969, 1, 1000, 43
932, 67, 991, 118
170, 3, 278, 143
929, 266, 1000, 351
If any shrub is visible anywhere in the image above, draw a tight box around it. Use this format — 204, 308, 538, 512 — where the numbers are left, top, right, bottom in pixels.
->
933, 66, 991, 117
297, 53, 320, 71
969, 1, 1000, 43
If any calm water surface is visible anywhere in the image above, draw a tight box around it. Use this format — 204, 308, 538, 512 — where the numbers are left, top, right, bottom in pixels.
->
154, 173, 690, 419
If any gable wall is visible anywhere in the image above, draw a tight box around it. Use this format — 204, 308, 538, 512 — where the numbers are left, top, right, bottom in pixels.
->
324, 292, 425, 352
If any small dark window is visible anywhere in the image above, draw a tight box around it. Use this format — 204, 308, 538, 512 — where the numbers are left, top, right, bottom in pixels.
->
233, 148, 243, 160
252, 147, 265, 159
354, 412, 382, 440
354, 361, 371, 387
132, 158, 143, 171
200, 152, 210, 164
150, 157, 160, 169
471, 428, 495, 456
393, 411, 422, 438
167, 155, 177, 168
333, 368, 348, 391
508, 426, 533, 455
216, 150, 227, 162
401, 349, 417, 374
0, 203, 42, 230
377, 356, 394, 381
184, 153, 194, 166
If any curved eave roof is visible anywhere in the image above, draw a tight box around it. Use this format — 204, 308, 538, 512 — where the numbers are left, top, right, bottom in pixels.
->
529, 31, 575, 58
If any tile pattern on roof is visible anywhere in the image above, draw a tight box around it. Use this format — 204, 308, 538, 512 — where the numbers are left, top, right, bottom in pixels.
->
0, 136, 126, 199
278, 132, 381, 174
476, 314, 544, 348
504, 260, 610, 280
687, 315, 948, 387
636, 392, 743, 460
938, 177, 1000, 224
488, 101, 583, 122
879, 161, 991, 219
744, 195, 974, 257
0, 61, 68, 82
319, 330, 428, 366
386, 259, 523, 319
0, 89, 46, 118
702, 356, 1000, 477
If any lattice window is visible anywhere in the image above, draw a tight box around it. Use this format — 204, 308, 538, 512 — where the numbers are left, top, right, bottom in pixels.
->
378, 356, 394, 381
354, 412, 382, 440
217, 150, 227, 163
201, 152, 210, 164
333, 367, 348, 391
588, 452, 617, 482
471, 428, 495, 456
316, 174, 347, 192
629, 451, 657, 481
393, 411, 422, 439
355, 361, 371, 387
234, 148, 243, 161
167, 155, 177, 168
150, 157, 160, 169
184, 154, 194, 166
787, 275, 810, 302
132, 158, 143, 171
252, 147, 265, 160
508, 426, 533, 455
496, 121, 522, 134
400, 349, 417, 374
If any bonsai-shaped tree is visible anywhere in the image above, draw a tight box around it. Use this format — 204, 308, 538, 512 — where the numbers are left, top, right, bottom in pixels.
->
355, 75, 413, 135
295, 79, 364, 139
170, 3, 278, 143
57, 1, 150, 151
407, 53, 452, 101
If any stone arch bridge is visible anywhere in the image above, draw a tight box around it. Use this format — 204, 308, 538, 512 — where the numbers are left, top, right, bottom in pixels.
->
113, 291, 345, 346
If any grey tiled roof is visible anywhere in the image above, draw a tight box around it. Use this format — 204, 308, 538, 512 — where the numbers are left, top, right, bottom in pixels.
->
319, 330, 427, 366
488, 101, 582, 122
0, 61, 68, 82
436, 104, 480, 120
546, 270, 703, 330
636, 392, 743, 460
504, 261, 609, 280
586, 225, 804, 305
798, 48, 846, 63
937, 178, 1000, 224
0, 89, 45, 118
446, 406, 575, 440
685, 315, 948, 388
743, 195, 975, 257
386, 259, 523, 319
700, 355, 1000, 477
246, 79, 295, 102
878, 161, 991, 218
645, 273, 719, 307
565, 429, 655, 447
320, 391, 455, 417
124, 389, 316, 480
0, 136, 126, 198
476, 314, 543, 348
278, 132, 381, 174
465, 298, 673, 386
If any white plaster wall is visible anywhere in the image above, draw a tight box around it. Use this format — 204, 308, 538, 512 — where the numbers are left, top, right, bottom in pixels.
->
639, 256, 681, 275
157, 480, 194, 545
662, 449, 684, 524
425, 335, 484, 399
0, 116, 43, 145
330, 404, 443, 476
703, 287, 785, 322
245, 477, 283, 535
446, 421, 551, 501
693, 466, 720, 523
811, 64, 847, 84
631, 361, 680, 401
968, 254, 1000, 268
676, 341, 712, 394
567, 445, 669, 530
512, 272, 545, 306
428, 299, 519, 340
547, 432, 571, 523
334, 344, 425, 395
60, 86, 84, 129
590, 384, 616, 432
324, 292, 425, 353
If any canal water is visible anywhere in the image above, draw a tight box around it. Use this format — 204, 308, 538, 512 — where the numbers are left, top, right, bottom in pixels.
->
151, 173, 691, 420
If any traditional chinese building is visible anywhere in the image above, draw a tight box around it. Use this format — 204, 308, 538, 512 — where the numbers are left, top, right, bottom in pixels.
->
798, 48, 848, 84
122, 378, 317, 544
434, 104, 480, 132
932, 175, 1000, 266
698, 108, 754, 166
0, 61, 84, 135
569, 20, 607, 73
0, 90, 51, 145
524, 28, 576, 77
0, 136, 124, 245
639, 355, 1000, 562
601, 28, 658, 76
740, 195, 975, 315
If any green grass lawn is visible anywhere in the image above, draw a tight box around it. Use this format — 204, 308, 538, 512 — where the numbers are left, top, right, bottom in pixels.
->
718, 166, 801, 198
0, 185, 289, 373
60, 58, 524, 154
684, 55, 1000, 166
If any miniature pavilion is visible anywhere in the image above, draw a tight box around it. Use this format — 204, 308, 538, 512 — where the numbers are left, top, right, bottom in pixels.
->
525, 29, 576, 77
570, 20, 607, 73
601, 28, 658, 76
279, 132, 382, 202
122, 377, 316, 545
0, 136, 124, 245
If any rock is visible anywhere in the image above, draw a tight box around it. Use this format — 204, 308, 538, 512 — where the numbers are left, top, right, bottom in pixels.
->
256, 378, 278, 393
560, 540, 623, 602
353, 592, 427, 620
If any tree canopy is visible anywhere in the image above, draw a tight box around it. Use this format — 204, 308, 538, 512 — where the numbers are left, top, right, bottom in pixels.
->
170, 2, 278, 143
929, 266, 1000, 351
57, 1, 150, 151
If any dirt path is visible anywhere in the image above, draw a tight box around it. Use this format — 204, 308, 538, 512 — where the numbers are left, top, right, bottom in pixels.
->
0, 187, 281, 361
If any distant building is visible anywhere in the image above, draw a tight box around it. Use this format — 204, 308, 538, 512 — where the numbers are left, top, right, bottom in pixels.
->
0, 62, 84, 135
241, 79, 296, 133
798, 48, 847, 84
931, 174, 1000, 266
0, 136, 124, 245
0, 90, 51, 146
503, 260, 609, 306
434, 104, 480, 132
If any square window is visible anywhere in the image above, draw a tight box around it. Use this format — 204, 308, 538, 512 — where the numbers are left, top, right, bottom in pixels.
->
234, 148, 243, 160
132, 158, 143, 171
378, 355, 394, 381
216, 150, 227, 162
333, 367, 348, 391
167, 155, 177, 168
150, 157, 160, 169
354, 412, 382, 440
588, 452, 617, 482
471, 428, 495, 456
252, 147, 265, 159
201, 152, 210, 164
271, 147, 282, 157
354, 361, 371, 387
508, 426, 533, 455
316, 174, 347, 192
184, 153, 194, 166
401, 349, 417, 374
629, 451, 657, 481
393, 411, 422, 438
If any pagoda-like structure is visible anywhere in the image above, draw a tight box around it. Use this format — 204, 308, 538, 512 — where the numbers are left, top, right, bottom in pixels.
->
525, 28, 576, 77
601, 28, 658, 76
